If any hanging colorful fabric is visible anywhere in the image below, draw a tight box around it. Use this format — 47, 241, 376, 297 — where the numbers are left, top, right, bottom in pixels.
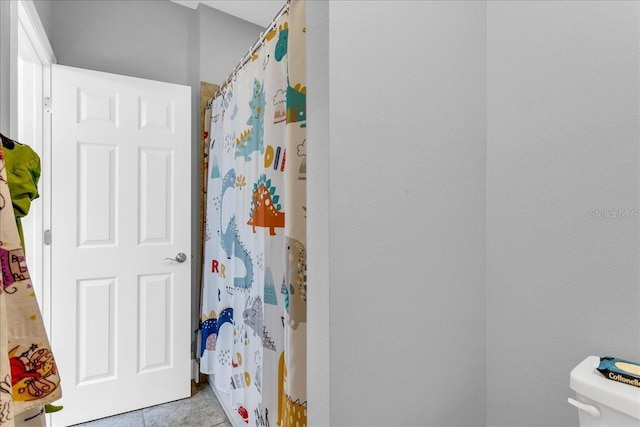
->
200, 1, 307, 425
0, 149, 62, 427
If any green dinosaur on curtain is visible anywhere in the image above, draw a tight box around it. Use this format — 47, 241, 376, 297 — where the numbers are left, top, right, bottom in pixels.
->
275, 21, 307, 126
286, 83, 306, 125
275, 22, 288, 61
235, 79, 265, 161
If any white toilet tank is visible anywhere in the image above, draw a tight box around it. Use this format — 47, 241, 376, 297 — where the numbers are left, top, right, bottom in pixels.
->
569, 355, 640, 427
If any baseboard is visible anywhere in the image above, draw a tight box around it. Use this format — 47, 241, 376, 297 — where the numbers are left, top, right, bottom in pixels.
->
207, 375, 246, 427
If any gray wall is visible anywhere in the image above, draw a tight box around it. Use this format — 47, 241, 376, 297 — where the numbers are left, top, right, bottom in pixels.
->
48, 0, 262, 359
306, 1, 330, 425
198, 5, 264, 86
307, 1, 640, 426
486, 1, 640, 426
51, 0, 197, 86
308, 1, 488, 425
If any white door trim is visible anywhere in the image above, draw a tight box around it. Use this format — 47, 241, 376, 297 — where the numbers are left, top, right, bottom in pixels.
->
8, 0, 18, 137
13, 0, 55, 331
17, 0, 56, 65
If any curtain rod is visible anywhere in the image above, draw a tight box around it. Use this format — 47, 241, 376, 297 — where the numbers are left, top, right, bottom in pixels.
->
210, 0, 290, 103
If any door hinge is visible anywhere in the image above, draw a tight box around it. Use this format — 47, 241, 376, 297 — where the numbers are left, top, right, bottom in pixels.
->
43, 229, 52, 245
44, 97, 52, 113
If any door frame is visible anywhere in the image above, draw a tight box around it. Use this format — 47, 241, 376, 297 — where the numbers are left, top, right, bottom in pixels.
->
14, 0, 56, 326
7, 3, 56, 423
9, 0, 56, 134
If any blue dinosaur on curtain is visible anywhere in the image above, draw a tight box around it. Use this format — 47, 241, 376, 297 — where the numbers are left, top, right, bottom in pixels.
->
200, 1, 306, 425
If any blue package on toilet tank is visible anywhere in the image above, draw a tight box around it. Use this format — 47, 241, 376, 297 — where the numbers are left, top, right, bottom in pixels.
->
597, 357, 640, 388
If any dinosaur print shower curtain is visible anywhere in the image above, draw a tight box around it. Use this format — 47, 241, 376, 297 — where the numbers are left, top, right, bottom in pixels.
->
200, 1, 306, 425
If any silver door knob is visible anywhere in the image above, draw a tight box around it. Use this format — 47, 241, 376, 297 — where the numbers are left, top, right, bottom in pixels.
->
165, 253, 187, 263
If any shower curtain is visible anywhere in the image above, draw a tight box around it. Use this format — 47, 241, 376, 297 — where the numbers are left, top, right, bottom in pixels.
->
200, 1, 306, 425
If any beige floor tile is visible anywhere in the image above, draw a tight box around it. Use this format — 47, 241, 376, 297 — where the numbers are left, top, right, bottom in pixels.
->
70, 384, 229, 427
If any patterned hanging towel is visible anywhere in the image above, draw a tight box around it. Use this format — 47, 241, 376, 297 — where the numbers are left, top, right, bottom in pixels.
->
0, 150, 61, 427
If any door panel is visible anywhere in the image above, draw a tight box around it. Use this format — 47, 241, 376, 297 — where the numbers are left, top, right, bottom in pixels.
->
50, 64, 191, 426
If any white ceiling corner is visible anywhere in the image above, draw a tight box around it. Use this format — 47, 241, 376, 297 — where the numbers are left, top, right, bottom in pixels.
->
171, 0, 200, 10
171, 0, 284, 28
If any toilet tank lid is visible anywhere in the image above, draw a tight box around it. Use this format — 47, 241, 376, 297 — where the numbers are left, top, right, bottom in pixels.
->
570, 355, 640, 420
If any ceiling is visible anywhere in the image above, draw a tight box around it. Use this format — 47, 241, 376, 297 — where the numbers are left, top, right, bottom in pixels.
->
171, 0, 284, 28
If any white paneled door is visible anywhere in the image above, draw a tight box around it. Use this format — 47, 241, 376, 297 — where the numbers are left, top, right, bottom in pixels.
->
50, 65, 191, 426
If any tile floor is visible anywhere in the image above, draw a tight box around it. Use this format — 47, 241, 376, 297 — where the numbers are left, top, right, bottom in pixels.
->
72, 381, 230, 427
